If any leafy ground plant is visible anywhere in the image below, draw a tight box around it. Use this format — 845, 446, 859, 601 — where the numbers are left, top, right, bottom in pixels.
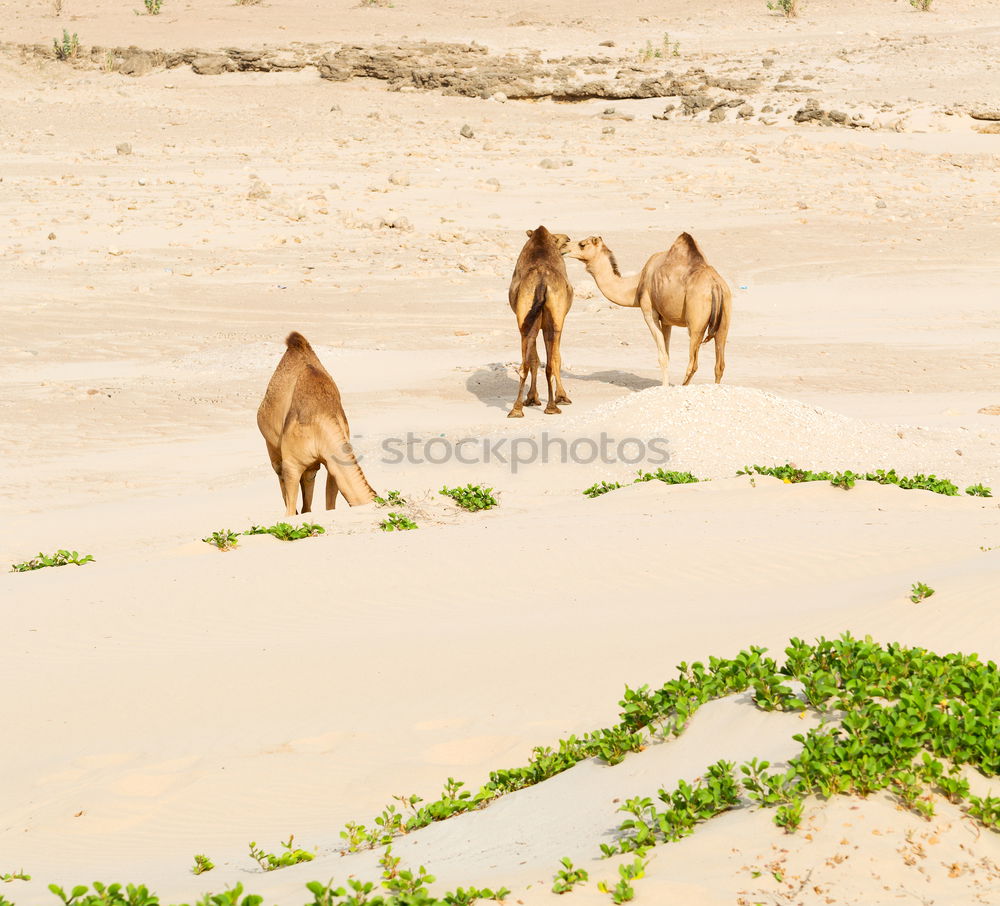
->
203, 530, 239, 551
11, 550, 94, 572
248, 835, 315, 871
440, 484, 498, 512
374, 490, 407, 507
379, 513, 418, 531
138, 0, 162, 13
192, 854, 214, 875
965, 483, 992, 497
910, 581, 935, 603
49, 882, 158, 906
634, 468, 699, 485
597, 856, 646, 903
0, 871, 30, 882
767, 0, 800, 17
552, 858, 588, 894
583, 480, 622, 498
244, 522, 324, 541
910, 0, 933, 9
53, 29, 79, 59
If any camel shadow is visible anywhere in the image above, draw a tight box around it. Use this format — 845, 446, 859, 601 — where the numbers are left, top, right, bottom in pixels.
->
465, 365, 658, 410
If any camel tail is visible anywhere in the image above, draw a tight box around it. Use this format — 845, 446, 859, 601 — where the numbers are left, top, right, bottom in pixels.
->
703, 283, 724, 345
522, 282, 547, 333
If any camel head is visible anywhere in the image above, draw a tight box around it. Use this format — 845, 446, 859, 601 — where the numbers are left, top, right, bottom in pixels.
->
525, 227, 571, 254
566, 236, 618, 272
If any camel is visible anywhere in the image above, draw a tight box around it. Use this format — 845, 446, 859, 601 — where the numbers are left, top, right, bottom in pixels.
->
257, 331, 376, 516
567, 232, 732, 386
507, 226, 574, 417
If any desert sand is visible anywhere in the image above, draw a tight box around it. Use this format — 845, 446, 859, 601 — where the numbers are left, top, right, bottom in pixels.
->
1, 1, 999, 904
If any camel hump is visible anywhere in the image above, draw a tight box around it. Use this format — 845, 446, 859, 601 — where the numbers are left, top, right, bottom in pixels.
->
670, 232, 707, 265
285, 331, 312, 352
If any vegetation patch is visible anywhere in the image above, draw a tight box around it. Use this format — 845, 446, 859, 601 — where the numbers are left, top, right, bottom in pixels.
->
439, 484, 498, 512
10, 550, 94, 572
248, 836, 315, 871
379, 513, 418, 532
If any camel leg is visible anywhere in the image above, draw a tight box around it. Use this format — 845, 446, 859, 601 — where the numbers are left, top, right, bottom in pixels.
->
549, 313, 571, 405
541, 323, 561, 415
280, 460, 305, 517
265, 439, 284, 503
524, 339, 541, 407
641, 304, 670, 386
713, 318, 729, 384
325, 468, 339, 510
299, 465, 320, 514
508, 329, 537, 418
682, 326, 706, 386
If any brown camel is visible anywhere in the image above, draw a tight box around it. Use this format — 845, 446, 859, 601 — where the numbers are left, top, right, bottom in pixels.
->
257, 331, 376, 516
507, 226, 574, 417
567, 232, 732, 386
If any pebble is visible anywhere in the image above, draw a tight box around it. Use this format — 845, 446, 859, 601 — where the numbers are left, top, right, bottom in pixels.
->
540, 158, 560, 169
460, 124, 475, 138
389, 171, 410, 186
116, 142, 132, 155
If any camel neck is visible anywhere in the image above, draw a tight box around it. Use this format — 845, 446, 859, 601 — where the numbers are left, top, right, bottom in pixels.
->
586, 255, 640, 308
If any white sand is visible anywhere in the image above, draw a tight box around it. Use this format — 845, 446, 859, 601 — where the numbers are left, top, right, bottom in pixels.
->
1, 1, 999, 903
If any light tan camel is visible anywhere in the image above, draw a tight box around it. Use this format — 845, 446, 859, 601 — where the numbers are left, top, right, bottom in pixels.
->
508, 226, 574, 417
567, 233, 732, 385
257, 332, 376, 516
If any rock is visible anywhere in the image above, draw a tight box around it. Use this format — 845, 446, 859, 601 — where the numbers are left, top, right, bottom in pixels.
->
540, 158, 560, 169
562, 159, 574, 166
978, 405, 1000, 415
190, 54, 236, 75
970, 108, 1000, 121
48, 232, 56, 240
708, 107, 727, 123
737, 103, 754, 119
762, 57, 775, 68
602, 125, 615, 134
379, 216, 413, 231
599, 40, 616, 47
460, 124, 475, 138
116, 142, 132, 155
388, 171, 410, 186
120, 52, 154, 77
828, 110, 848, 124
491, 92, 507, 103
875, 199, 887, 209
248, 179, 271, 200
603, 107, 616, 115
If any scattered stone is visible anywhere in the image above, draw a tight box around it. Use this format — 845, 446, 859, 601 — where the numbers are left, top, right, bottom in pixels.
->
599, 40, 616, 47
762, 57, 774, 68
828, 110, 848, 124
379, 216, 413, 231
562, 159, 574, 167
540, 158, 560, 169
708, 107, 727, 123
116, 142, 132, 155
248, 179, 271, 200
388, 171, 410, 186
978, 405, 1000, 415
137, 177, 147, 186
190, 54, 236, 76
602, 125, 615, 134
737, 103, 755, 119
491, 92, 507, 103
970, 108, 1000, 121
47, 232, 56, 240
460, 123, 475, 138
875, 199, 887, 209
603, 107, 616, 115
120, 52, 153, 77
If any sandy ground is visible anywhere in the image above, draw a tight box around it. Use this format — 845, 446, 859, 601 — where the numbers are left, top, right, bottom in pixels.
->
2, 1, 1000, 904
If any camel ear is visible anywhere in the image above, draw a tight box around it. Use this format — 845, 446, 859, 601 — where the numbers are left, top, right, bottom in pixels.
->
526, 229, 533, 238
594, 236, 603, 245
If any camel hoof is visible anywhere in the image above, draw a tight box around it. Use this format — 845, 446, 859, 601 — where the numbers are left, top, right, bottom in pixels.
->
555, 395, 572, 405
524, 397, 541, 407
507, 409, 524, 419
544, 404, 562, 415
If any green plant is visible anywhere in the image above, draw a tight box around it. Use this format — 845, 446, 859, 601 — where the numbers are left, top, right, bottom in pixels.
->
203, 530, 239, 551
583, 480, 623, 498
48, 883, 159, 906
909, 0, 933, 9
195, 884, 262, 906
139, 0, 163, 13
966, 483, 992, 497
910, 581, 935, 603
830, 470, 857, 490
773, 799, 804, 832
0, 871, 30, 883
634, 468, 699, 485
967, 794, 1000, 829
53, 29, 79, 60
597, 856, 646, 903
248, 835, 315, 871
192, 855, 214, 875
11, 550, 94, 572
738, 464, 970, 497
243, 522, 324, 541
339, 821, 372, 852
374, 490, 407, 507
379, 513, 418, 531
440, 484, 498, 512
379, 845, 435, 897
767, 0, 800, 17
442, 887, 509, 905
552, 857, 588, 894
